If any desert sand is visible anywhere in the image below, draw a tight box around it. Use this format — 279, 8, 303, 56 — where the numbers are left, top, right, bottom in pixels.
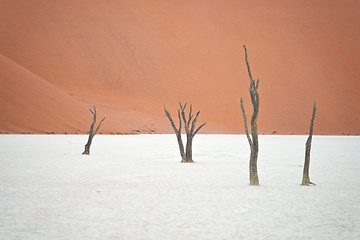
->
1, 0, 359, 134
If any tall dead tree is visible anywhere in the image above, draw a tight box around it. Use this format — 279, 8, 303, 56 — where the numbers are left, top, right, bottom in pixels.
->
301, 98, 317, 186
82, 106, 106, 155
164, 101, 206, 163
239, 45, 260, 186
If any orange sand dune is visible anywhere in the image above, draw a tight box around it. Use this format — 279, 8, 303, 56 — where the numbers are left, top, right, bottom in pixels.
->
1, 0, 359, 134
0, 53, 88, 133
0, 54, 168, 134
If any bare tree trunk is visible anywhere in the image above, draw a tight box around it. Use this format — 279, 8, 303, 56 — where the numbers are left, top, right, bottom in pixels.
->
301, 98, 317, 186
83, 136, 93, 155
239, 45, 260, 186
165, 102, 206, 163
250, 99, 259, 185
177, 133, 186, 161
185, 135, 193, 163
82, 106, 106, 155
249, 138, 259, 185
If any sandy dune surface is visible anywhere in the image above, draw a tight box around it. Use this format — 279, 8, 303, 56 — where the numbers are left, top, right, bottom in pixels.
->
1, 0, 359, 134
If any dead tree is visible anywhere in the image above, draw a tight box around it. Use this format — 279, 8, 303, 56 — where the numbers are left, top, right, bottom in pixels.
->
82, 106, 106, 155
164, 102, 206, 163
239, 45, 260, 186
301, 98, 317, 186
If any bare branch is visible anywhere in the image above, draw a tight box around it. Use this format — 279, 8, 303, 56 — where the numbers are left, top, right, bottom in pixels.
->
243, 45, 254, 83
164, 105, 180, 134
190, 110, 201, 135
178, 101, 183, 112
309, 97, 317, 137
188, 104, 193, 126
193, 122, 207, 137
88, 111, 97, 136
177, 109, 182, 133
94, 117, 106, 135
239, 98, 252, 147
179, 102, 189, 133
178, 101, 187, 112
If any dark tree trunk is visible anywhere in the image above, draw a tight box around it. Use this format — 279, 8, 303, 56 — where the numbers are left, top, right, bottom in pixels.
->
301, 99, 317, 186
82, 136, 93, 155
165, 102, 206, 163
249, 138, 259, 185
249, 97, 259, 185
184, 136, 194, 163
177, 133, 186, 161
82, 106, 106, 155
239, 45, 260, 186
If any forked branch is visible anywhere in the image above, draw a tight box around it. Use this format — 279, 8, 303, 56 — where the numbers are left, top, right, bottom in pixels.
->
239, 98, 252, 147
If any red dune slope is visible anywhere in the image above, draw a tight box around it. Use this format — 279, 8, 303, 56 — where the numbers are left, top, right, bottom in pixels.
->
0, 53, 89, 133
0, 54, 166, 134
0, 0, 359, 134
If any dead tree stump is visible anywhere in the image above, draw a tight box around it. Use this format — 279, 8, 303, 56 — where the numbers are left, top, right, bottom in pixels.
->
82, 106, 106, 155
301, 98, 317, 186
239, 45, 260, 186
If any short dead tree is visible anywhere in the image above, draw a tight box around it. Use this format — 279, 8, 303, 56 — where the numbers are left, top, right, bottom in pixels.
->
301, 98, 317, 186
164, 101, 206, 163
82, 106, 106, 155
239, 45, 260, 186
